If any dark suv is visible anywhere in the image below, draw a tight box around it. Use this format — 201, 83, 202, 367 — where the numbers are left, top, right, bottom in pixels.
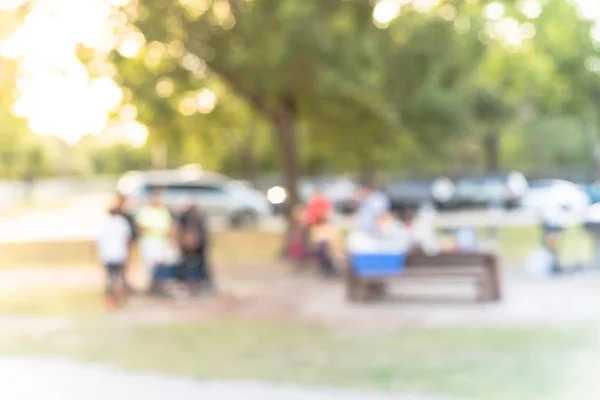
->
385, 178, 455, 211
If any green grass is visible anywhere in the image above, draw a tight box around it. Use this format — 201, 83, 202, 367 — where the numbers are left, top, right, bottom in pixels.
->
0, 280, 593, 400
438, 225, 591, 267
0, 318, 588, 400
500, 226, 590, 266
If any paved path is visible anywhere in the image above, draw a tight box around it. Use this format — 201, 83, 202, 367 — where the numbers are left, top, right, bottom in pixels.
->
0, 357, 456, 400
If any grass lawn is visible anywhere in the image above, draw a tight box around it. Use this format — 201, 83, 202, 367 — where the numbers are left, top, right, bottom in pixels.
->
0, 287, 591, 400
0, 316, 587, 400
496, 226, 590, 267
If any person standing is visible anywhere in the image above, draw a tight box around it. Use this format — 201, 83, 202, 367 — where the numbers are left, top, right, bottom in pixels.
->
177, 202, 214, 293
135, 189, 173, 293
354, 180, 391, 235
114, 192, 138, 292
539, 201, 571, 274
96, 205, 132, 309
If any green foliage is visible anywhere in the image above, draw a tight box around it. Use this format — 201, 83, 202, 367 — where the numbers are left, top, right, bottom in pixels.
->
87, 143, 152, 177
73, 135, 153, 177
110, 0, 600, 179
0, 104, 51, 179
4, 0, 600, 180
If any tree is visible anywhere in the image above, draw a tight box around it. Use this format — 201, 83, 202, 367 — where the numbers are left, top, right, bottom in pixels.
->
115, 0, 402, 212
100, 0, 600, 185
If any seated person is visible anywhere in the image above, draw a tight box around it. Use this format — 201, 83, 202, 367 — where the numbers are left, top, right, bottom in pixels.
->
404, 204, 438, 255
311, 219, 343, 277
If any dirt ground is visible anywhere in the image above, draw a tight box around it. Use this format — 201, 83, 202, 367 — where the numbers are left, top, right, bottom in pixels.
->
4, 263, 600, 330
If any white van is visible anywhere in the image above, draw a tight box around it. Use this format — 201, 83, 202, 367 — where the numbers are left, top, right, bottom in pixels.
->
118, 169, 271, 229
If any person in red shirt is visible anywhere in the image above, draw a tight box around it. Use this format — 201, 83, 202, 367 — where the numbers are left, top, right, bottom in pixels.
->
305, 187, 332, 227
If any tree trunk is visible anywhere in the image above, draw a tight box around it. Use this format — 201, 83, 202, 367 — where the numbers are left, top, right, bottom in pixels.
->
483, 132, 500, 173
272, 102, 300, 217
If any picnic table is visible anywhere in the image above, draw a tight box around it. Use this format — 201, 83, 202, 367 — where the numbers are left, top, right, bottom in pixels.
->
346, 250, 501, 303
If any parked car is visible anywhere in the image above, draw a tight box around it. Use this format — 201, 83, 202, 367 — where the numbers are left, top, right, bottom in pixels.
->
450, 172, 528, 209
385, 178, 455, 211
267, 176, 357, 214
521, 179, 590, 224
118, 168, 272, 229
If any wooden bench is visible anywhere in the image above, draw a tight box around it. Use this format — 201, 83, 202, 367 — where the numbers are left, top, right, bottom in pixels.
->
346, 251, 501, 303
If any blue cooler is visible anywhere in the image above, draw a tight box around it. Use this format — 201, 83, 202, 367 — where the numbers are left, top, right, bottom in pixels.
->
350, 253, 406, 277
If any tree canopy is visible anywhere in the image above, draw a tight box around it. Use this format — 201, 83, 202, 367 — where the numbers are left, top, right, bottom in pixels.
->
1, 0, 600, 189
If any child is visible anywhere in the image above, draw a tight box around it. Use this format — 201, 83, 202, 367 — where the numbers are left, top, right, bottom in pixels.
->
311, 218, 344, 277
97, 206, 133, 309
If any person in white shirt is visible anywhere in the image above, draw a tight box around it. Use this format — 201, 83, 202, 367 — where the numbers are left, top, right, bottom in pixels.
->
97, 207, 133, 308
354, 181, 391, 236
539, 201, 572, 274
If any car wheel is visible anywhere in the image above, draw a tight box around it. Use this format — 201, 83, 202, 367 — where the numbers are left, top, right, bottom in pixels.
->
230, 210, 259, 229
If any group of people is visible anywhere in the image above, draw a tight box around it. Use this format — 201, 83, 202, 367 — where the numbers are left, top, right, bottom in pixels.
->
285, 187, 342, 277
284, 181, 432, 275
96, 180, 432, 307
96, 190, 213, 308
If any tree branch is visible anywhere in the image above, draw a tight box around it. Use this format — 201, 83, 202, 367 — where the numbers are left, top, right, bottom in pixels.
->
227, 0, 241, 18
207, 61, 275, 119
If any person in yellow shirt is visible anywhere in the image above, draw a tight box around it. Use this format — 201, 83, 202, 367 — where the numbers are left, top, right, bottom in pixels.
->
136, 190, 174, 293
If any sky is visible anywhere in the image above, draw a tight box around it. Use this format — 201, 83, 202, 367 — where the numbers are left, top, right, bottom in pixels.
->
373, 0, 600, 49
0, 0, 146, 145
0, 0, 599, 145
